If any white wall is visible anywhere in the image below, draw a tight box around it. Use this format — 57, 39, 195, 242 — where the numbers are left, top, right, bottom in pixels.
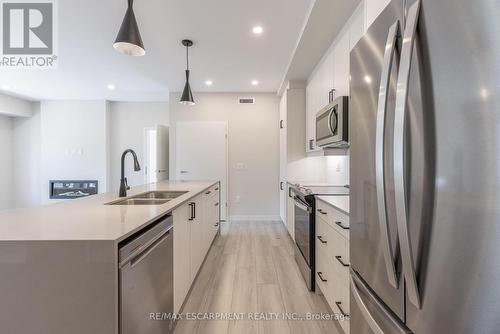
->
12, 103, 41, 208
169, 93, 280, 221
0, 115, 13, 210
40, 101, 110, 204
108, 102, 169, 191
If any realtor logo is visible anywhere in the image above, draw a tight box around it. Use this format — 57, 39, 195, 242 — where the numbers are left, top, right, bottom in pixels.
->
0, 0, 57, 68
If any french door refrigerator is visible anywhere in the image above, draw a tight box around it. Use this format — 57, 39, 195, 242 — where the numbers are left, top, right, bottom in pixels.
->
350, 0, 500, 333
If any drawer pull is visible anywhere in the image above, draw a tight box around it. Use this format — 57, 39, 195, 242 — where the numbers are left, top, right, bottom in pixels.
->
215, 202, 219, 207
317, 236, 327, 244
215, 187, 219, 191
335, 221, 350, 230
317, 209, 327, 215
335, 301, 349, 317
205, 191, 211, 195
317, 272, 327, 282
335, 256, 350, 267
214, 223, 219, 227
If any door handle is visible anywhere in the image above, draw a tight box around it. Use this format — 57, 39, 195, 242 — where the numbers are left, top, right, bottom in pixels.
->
335, 255, 349, 267
288, 187, 292, 198
280, 120, 284, 129
280, 182, 284, 191
317, 236, 327, 244
317, 272, 327, 282
294, 197, 312, 213
335, 221, 349, 230
317, 209, 327, 215
393, 0, 421, 309
180, 170, 189, 174
335, 301, 349, 317
188, 202, 196, 221
375, 20, 401, 289
205, 191, 211, 195
309, 139, 314, 150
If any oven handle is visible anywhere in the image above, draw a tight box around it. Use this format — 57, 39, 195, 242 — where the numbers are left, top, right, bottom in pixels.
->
293, 197, 311, 213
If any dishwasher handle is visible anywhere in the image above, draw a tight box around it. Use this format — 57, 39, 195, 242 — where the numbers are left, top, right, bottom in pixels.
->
119, 226, 172, 268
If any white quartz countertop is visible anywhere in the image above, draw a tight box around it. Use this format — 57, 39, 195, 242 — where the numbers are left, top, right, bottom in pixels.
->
316, 195, 349, 215
0, 180, 218, 242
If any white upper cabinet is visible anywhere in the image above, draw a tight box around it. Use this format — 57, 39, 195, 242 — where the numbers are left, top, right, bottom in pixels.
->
306, 51, 333, 153
333, 32, 350, 97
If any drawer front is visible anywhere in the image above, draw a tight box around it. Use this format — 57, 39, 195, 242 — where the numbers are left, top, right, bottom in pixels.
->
315, 216, 330, 251
315, 242, 330, 299
316, 199, 349, 239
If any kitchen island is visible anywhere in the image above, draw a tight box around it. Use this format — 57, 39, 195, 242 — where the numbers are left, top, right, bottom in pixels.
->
0, 180, 220, 334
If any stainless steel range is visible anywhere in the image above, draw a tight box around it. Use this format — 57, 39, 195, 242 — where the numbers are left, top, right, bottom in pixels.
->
290, 184, 349, 291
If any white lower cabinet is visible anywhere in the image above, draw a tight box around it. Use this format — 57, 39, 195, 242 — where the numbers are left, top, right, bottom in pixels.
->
173, 183, 220, 313
316, 200, 350, 334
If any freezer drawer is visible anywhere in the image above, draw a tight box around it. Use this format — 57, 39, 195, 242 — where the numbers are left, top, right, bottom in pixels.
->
350, 270, 410, 334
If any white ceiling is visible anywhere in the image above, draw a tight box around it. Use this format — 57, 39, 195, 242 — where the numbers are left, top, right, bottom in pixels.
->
0, 0, 313, 101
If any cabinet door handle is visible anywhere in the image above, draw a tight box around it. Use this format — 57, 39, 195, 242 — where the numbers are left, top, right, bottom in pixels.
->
335, 256, 350, 267
317, 272, 327, 282
205, 191, 211, 195
317, 236, 327, 244
214, 223, 219, 227
188, 203, 194, 221
335, 301, 349, 317
288, 187, 293, 198
280, 120, 284, 129
309, 139, 314, 150
317, 209, 327, 215
280, 182, 284, 191
214, 202, 219, 207
335, 221, 349, 230
215, 187, 219, 191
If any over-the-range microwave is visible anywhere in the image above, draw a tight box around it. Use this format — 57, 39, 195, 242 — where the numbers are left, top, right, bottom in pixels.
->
315, 95, 348, 148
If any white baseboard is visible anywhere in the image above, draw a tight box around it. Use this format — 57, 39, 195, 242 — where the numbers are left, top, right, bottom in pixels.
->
228, 215, 281, 222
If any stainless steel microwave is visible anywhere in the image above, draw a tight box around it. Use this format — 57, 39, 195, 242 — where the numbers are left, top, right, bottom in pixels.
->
315, 96, 348, 147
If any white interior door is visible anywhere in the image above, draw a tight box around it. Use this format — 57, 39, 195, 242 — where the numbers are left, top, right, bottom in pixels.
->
144, 125, 169, 184
175, 121, 228, 220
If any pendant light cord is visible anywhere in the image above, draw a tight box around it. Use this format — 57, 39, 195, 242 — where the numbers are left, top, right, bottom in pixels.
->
128, 0, 133, 8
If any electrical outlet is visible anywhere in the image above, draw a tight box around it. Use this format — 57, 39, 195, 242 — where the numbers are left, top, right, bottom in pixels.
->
236, 163, 245, 171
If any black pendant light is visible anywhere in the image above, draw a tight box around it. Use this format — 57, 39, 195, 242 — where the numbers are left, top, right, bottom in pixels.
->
113, 0, 145, 56
180, 39, 195, 105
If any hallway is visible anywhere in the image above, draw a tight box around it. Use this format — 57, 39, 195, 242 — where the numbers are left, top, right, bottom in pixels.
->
174, 221, 343, 334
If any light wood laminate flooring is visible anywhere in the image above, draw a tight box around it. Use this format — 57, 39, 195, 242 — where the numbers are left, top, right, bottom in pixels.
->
174, 221, 343, 334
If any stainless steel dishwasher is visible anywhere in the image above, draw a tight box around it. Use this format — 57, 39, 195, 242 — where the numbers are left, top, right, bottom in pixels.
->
119, 214, 173, 334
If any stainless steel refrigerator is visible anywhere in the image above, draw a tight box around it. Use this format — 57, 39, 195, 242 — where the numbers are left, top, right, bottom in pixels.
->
350, 0, 500, 333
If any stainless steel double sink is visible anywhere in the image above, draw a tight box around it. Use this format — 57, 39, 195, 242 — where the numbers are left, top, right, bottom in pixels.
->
107, 191, 188, 206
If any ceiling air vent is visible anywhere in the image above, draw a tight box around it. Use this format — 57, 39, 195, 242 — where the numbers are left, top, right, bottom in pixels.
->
239, 97, 255, 104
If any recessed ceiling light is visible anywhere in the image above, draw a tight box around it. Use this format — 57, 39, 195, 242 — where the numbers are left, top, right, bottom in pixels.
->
1, 84, 11, 90
205, 80, 213, 86
252, 26, 263, 35
107, 84, 116, 90
251, 80, 259, 86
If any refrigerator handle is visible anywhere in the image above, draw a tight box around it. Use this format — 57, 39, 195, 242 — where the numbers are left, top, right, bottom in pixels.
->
350, 270, 412, 334
375, 20, 401, 290
393, 0, 422, 309
350, 273, 385, 334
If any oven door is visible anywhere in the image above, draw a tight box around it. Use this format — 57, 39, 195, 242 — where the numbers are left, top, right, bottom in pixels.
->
294, 197, 312, 265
